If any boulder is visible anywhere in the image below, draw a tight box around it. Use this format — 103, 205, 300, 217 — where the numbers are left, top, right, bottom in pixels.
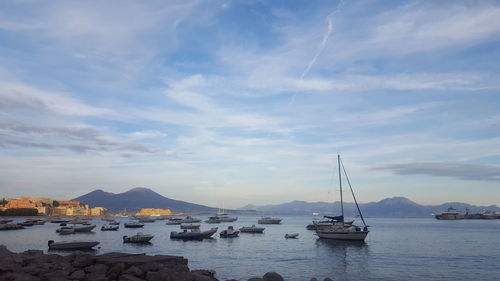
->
263, 272, 284, 281
125, 265, 144, 278
69, 269, 86, 280
119, 273, 147, 281
146, 271, 163, 281
324, 278, 333, 281
84, 263, 108, 275
72, 255, 94, 268
247, 278, 265, 281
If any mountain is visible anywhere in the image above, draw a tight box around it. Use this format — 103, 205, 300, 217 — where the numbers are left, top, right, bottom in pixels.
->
72, 187, 218, 213
239, 196, 500, 217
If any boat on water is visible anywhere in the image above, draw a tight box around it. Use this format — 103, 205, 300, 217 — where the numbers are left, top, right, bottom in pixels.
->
180, 223, 201, 230
205, 216, 222, 224
218, 214, 238, 222
166, 218, 183, 225
137, 217, 156, 223
56, 225, 96, 233
48, 240, 99, 250
306, 219, 354, 230
58, 228, 75, 235
19, 221, 35, 227
220, 226, 239, 238
285, 233, 299, 239
170, 228, 218, 240
0, 224, 24, 230
434, 207, 465, 220
0, 219, 13, 224
315, 155, 369, 241
239, 224, 265, 233
180, 216, 202, 223
123, 232, 154, 243
124, 222, 144, 228
101, 225, 119, 231
257, 217, 282, 224
109, 221, 120, 225
50, 218, 70, 223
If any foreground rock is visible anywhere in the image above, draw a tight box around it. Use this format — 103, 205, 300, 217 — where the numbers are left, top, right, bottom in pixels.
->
0, 245, 217, 281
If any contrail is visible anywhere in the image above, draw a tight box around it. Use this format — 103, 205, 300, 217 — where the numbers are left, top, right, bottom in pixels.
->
300, 0, 343, 80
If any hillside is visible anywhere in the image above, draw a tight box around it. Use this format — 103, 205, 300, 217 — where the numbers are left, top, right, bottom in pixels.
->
72, 187, 217, 213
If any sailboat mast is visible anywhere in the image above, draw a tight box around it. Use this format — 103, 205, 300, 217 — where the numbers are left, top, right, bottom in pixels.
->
338, 154, 344, 219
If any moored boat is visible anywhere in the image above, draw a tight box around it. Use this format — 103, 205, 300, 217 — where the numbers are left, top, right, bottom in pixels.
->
315, 155, 369, 241
257, 217, 282, 224
180, 216, 202, 223
435, 207, 465, 220
205, 216, 222, 224
180, 223, 200, 230
123, 232, 154, 243
48, 240, 99, 250
101, 225, 119, 231
170, 227, 218, 240
220, 226, 239, 238
239, 225, 265, 233
124, 222, 144, 228
285, 233, 299, 239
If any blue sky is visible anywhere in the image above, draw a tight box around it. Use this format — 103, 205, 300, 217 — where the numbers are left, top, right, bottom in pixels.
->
1, 0, 500, 208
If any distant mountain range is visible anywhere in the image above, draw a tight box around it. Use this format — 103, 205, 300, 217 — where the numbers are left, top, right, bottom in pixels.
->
239, 196, 500, 217
72, 187, 218, 213
72, 187, 500, 217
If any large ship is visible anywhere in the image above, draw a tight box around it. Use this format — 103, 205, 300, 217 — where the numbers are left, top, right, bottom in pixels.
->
434, 207, 465, 220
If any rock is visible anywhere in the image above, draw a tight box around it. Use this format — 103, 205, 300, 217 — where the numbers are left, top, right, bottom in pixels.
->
1, 272, 40, 281
125, 265, 144, 277
323, 278, 333, 281
41, 269, 71, 281
247, 278, 265, 281
140, 262, 160, 272
107, 263, 126, 280
84, 263, 108, 275
119, 273, 146, 281
263, 272, 284, 281
72, 255, 94, 268
0, 245, 14, 257
146, 271, 162, 281
85, 273, 108, 281
310, 278, 318, 281
69, 269, 86, 280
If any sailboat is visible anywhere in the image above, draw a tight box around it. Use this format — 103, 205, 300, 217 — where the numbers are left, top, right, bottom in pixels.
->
315, 155, 369, 241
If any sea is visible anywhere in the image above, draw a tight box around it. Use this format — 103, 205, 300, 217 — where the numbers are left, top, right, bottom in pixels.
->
1, 215, 499, 281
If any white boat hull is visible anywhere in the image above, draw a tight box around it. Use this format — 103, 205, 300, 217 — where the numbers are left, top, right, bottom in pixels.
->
316, 230, 368, 241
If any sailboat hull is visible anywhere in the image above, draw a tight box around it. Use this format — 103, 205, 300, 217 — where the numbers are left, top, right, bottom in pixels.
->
316, 230, 369, 241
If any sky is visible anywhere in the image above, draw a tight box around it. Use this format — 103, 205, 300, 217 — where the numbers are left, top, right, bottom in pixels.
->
1, 0, 500, 209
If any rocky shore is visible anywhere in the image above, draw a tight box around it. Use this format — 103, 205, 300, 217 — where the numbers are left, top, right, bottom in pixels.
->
0, 245, 331, 281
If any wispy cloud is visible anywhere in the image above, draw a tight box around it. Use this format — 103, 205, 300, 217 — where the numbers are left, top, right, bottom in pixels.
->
374, 162, 500, 182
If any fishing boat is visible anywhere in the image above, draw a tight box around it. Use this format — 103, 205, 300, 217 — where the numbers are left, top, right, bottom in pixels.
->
239, 224, 265, 233
48, 240, 99, 250
180, 216, 202, 223
257, 217, 282, 224
220, 226, 239, 238
123, 232, 154, 243
285, 233, 299, 239
315, 155, 369, 241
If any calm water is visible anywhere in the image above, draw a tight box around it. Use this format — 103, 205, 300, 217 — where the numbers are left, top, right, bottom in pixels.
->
1, 216, 499, 281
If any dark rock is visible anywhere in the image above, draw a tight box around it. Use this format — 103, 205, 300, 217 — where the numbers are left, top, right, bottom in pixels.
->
324, 278, 333, 281
248, 278, 265, 281
72, 255, 94, 268
84, 263, 108, 274
146, 271, 162, 281
125, 265, 144, 278
140, 262, 160, 272
107, 263, 126, 280
263, 272, 284, 281
119, 273, 146, 281
310, 278, 318, 281
69, 269, 86, 280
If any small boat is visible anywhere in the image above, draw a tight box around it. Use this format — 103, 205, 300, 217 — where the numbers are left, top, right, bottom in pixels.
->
257, 217, 282, 224
109, 221, 120, 225
123, 232, 154, 243
0, 224, 24, 230
180, 223, 200, 229
166, 218, 183, 225
220, 226, 239, 238
124, 222, 144, 228
58, 228, 75, 235
180, 216, 202, 223
50, 219, 70, 223
102, 218, 115, 222
138, 217, 156, 223
239, 224, 265, 233
56, 225, 96, 233
0, 219, 13, 224
19, 221, 35, 227
170, 228, 218, 240
48, 240, 99, 250
285, 233, 299, 239
205, 216, 222, 224
306, 220, 354, 230
219, 214, 238, 222
101, 225, 119, 231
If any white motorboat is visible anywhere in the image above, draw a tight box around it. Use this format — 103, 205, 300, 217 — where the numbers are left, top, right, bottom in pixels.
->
257, 217, 282, 224
285, 233, 299, 239
123, 232, 154, 243
48, 240, 99, 250
180, 223, 201, 229
315, 155, 369, 241
218, 214, 238, 222
220, 226, 239, 238
170, 227, 218, 240
56, 225, 96, 233
239, 224, 265, 233
434, 207, 465, 220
